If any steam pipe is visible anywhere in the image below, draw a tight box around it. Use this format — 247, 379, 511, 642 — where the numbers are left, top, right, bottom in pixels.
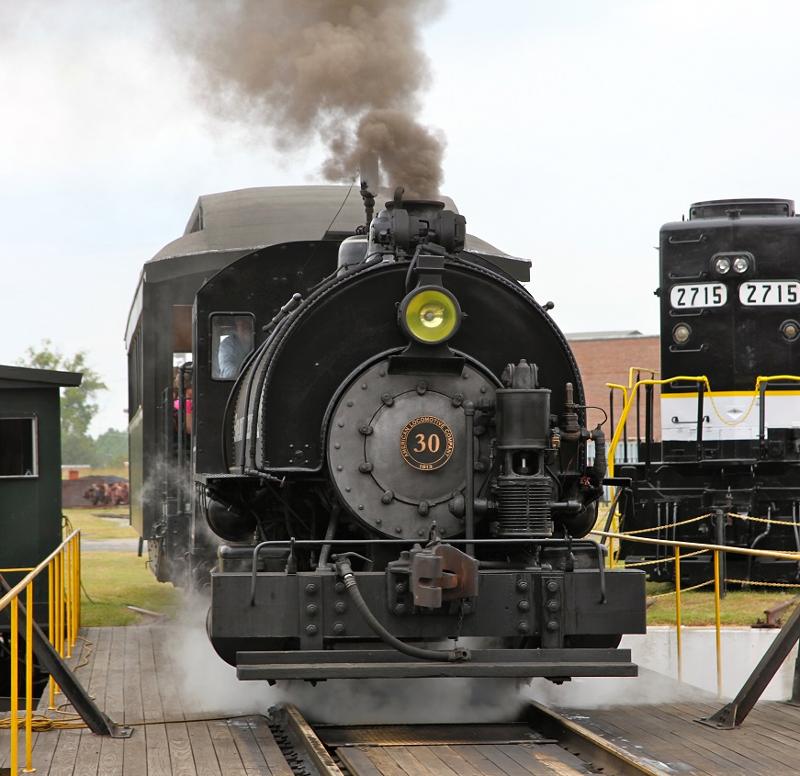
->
316, 505, 340, 570
335, 557, 470, 663
464, 401, 476, 557
590, 426, 606, 484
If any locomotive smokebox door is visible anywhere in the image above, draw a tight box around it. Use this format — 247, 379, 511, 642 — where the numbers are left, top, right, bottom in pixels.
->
327, 357, 497, 539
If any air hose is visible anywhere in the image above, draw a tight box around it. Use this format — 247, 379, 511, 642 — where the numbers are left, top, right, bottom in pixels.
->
334, 557, 470, 663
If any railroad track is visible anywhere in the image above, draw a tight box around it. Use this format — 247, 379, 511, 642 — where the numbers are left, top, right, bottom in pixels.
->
268, 701, 663, 776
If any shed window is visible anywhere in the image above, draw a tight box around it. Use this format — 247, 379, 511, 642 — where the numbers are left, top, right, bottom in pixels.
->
0, 417, 37, 478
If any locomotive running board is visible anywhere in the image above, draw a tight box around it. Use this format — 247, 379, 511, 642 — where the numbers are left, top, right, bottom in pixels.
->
236, 647, 637, 680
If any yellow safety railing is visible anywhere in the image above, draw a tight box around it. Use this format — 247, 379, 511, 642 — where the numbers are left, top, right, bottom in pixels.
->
602, 373, 800, 566
593, 526, 800, 697
627, 366, 658, 390
608, 373, 800, 476
1, 529, 81, 776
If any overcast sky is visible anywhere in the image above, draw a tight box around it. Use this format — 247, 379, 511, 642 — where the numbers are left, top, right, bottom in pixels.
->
2, 0, 799, 434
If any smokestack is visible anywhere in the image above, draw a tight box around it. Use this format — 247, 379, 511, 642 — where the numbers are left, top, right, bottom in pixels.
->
159, 1, 446, 198
359, 153, 381, 196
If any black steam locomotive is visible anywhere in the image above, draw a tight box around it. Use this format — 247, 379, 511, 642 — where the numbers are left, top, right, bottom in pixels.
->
617, 198, 800, 583
127, 185, 645, 680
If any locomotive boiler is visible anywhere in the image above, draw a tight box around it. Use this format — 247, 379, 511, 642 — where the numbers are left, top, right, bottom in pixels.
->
193, 189, 645, 680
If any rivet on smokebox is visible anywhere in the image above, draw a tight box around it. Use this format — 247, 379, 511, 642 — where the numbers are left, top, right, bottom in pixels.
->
451, 393, 464, 407
516, 579, 529, 592
305, 583, 318, 595
517, 620, 530, 634
381, 393, 394, 406
334, 600, 346, 614
547, 599, 561, 612
416, 381, 428, 395
517, 600, 530, 612
333, 622, 346, 635
305, 624, 318, 635
334, 581, 345, 593
306, 603, 318, 616
381, 490, 394, 505
546, 579, 559, 593
358, 462, 373, 473
546, 620, 559, 632
418, 501, 430, 516
359, 424, 373, 436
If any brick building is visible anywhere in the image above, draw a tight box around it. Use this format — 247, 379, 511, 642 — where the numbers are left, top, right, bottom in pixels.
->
566, 331, 661, 451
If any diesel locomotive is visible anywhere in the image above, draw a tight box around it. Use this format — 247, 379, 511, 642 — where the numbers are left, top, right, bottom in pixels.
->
617, 198, 800, 583
127, 184, 645, 680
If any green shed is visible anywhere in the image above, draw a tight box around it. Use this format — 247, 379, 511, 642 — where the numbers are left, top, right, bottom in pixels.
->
0, 365, 82, 571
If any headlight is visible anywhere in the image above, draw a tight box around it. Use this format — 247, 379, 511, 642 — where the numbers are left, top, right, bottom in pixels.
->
781, 320, 800, 342
673, 323, 692, 345
732, 255, 749, 274
400, 287, 461, 344
714, 256, 731, 275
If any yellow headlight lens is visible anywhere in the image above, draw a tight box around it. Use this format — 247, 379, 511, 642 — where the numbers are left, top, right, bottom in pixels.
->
401, 287, 461, 344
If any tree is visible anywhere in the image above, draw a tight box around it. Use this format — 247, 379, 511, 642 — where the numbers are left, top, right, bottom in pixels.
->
93, 428, 128, 467
19, 340, 109, 464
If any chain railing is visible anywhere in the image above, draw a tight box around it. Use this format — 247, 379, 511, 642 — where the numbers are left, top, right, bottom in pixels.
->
0, 529, 81, 776
593, 526, 800, 697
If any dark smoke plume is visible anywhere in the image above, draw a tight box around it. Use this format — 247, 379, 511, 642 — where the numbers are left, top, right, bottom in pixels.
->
162, 0, 445, 198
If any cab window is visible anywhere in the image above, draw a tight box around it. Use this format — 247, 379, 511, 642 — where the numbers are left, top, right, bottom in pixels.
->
211, 314, 255, 380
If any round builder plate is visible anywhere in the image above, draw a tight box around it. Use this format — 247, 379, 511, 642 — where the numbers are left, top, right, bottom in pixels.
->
400, 415, 455, 471
327, 357, 495, 539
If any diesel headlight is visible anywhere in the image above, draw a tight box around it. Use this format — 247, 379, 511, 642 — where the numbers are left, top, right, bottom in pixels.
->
400, 287, 461, 344
673, 323, 692, 345
733, 255, 750, 274
714, 256, 731, 275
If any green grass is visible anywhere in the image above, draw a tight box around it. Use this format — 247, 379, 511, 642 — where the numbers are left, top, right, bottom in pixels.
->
80, 552, 182, 626
65, 507, 136, 540
645, 580, 800, 626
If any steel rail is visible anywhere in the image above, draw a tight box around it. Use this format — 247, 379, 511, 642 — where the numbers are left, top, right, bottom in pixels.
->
526, 700, 664, 776
279, 701, 662, 776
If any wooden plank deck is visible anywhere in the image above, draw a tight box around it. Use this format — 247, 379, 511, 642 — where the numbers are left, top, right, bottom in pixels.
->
560, 700, 800, 775
0, 625, 291, 776
3, 623, 800, 775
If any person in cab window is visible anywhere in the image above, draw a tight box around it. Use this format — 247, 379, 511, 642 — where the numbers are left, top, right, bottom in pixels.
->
218, 316, 253, 378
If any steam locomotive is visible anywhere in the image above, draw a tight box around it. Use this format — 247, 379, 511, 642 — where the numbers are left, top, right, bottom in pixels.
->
127, 184, 645, 680
617, 198, 800, 583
